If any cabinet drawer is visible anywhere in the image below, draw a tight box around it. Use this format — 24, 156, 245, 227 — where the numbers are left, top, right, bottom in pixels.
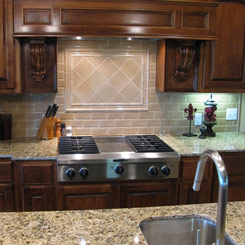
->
180, 156, 211, 180
218, 153, 245, 176
20, 161, 54, 185
0, 160, 13, 182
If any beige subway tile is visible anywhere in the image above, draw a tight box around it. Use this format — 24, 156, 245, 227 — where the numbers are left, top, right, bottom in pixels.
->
12, 128, 27, 137
68, 121, 84, 127
83, 120, 99, 127
91, 113, 107, 119
74, 128, 92, 136
59, 113, 75, 120
131, 120, 146, 127
75, 113, 92, 119
229, 93, 240, 102
139, 112, 155, 119
26, 128, 38, 137
123, 112, 139, 119
100, 120, 115, 127
123, 127, 140, 134
107, 113, 123, 119
168, 111, 185, 119
138, 127, 154, 134
225, 125, 238, 132
213, 125, 225, 132
91, 128, 108, 136
107, 128, 124, 135
115, 120, 131, 127
146, 120, 161, 126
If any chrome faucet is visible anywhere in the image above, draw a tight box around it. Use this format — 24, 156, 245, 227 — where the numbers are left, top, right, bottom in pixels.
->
193, 150, 228, 245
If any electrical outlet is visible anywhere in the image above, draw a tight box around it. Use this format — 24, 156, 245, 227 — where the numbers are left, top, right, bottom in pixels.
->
194, 113, 202, 126
226, 108, 238, 120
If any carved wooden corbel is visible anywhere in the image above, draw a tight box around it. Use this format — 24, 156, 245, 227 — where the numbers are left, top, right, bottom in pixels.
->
174, 40, 196, 81
30, 39, 47, 82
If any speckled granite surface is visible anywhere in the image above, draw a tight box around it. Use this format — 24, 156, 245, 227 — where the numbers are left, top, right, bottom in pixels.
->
0, 132, 245, 160
161, 132, 245, 156
0, 201, 244, 245
0, 137, 58, 160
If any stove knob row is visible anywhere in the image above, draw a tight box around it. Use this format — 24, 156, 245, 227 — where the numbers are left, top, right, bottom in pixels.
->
161, 165, 171, 176
149, 166, 159, 176
65, 168, 76, 178
65, 167, 89, 179
79, 167, 89, 178
148, 166, 171, 177
115, 165, 124, 175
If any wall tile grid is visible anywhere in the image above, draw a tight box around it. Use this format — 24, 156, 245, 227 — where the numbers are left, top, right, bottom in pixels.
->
0, 39, 241, 137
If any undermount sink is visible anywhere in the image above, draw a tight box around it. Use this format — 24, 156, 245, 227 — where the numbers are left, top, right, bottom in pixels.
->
139, 215, 237, 245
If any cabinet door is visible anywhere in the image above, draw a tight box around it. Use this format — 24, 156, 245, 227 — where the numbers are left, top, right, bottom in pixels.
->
22, 186, 55, 211
15, 160, 56, 211
56, 184, 120, 210
179, 180, 210, 204
0, 0, 16, 90
0, 184, 15, 212
120, 181, 177, 208
211, 152, 245, 202
200, 2, 245, 92
179, 156, 213, 204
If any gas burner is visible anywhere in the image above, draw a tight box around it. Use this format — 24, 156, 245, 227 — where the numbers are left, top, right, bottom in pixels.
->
125, 135, 174, 153
59, 136, 99, 154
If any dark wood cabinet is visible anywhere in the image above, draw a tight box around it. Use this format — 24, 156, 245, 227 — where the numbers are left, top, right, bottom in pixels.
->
0, 0, 20, 93
158, 2, 245, 93
211, 152, 245, 202
56, 184, 120, 210
0, 159, 15, 211
120, 181, 177, 208
199, 2, 245, 92
15, 160, 56, 211
178, 156, 213, 204
13, 0, 217, 39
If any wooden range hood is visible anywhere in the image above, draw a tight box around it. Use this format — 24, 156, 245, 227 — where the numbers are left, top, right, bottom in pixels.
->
13, 0, 218, 40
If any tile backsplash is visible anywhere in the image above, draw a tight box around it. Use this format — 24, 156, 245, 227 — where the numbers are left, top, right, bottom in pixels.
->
0, 39, 241, 137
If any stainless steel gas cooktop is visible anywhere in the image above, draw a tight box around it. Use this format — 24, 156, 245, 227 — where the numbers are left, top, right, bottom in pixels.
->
57, 135, 180, 182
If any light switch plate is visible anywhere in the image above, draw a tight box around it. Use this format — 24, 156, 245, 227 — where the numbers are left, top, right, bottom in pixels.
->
226, 108, 238, 120
194, 113, 202, 126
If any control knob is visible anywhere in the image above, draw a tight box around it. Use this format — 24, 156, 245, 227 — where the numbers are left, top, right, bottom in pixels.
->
161, 165, 171, 176
115, 165, 124, 175
79, 167, 89, 178
149, 166, 159, 176
65, 168, 76, 179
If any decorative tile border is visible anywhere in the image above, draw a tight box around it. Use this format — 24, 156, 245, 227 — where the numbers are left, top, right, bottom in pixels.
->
65, 48, 149, 112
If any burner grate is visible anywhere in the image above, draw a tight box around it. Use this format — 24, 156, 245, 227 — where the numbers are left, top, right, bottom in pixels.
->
59, 136, 99, 154
125, 135, 174, 153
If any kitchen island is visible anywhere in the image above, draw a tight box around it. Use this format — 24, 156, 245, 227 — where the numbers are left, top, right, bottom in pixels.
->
0, 201, 244, 245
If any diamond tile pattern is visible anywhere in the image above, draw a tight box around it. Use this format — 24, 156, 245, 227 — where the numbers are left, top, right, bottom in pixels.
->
66, 50, 149, 111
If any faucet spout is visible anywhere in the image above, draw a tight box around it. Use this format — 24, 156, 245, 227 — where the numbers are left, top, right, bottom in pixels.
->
193, 150, 228, 245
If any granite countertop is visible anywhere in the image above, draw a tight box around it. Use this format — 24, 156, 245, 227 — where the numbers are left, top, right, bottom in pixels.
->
0, 132, 245, 159
0, 201, 244, 245
0, 137, 58, 160
161, 132, 245, 156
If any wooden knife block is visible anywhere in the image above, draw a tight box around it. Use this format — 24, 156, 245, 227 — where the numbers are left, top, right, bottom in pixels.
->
38, 118, 56, 140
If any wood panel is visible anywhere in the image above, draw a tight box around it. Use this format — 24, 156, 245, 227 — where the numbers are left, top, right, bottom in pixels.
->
0, 184, 15, 212
179, 180, 211, 204
13, 0, 217, 39
22, 186, 55, 211
178, 156, 213, 204
120, 181, 177, 208
199, 2, 245, 92
158, 39, 200, 92
0, 0, 16, 90
21, 37, 57, 93
24, 9, 51, 25
56, 184, 120, 210
0, 160, 13, 182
